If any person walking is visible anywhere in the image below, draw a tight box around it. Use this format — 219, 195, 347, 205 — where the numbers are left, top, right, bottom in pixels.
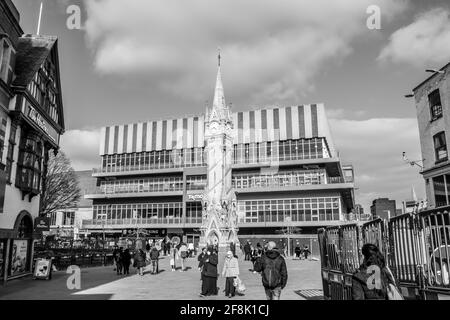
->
254, 241, 288, 300
122, 249, 131, 275
178, 242, 188, 271
112, 245, 119, 272
150, 245, 160, 274
222, 250, 240, 298
243, 241, 251, 261
303, 245, 311, 260
294, 242, 302, 260
162, 238, 167, 256
352, 243, 400, 300
133, 248, 146, 276
199, 246, 219, 297
115, 247, 123, 275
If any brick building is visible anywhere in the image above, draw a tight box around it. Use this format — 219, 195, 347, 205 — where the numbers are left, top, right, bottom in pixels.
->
412, 62, 450, 208
370, 198, 397, 220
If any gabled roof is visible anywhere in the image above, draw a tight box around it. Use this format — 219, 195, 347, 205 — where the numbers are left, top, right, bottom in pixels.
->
12, 34, 65, 131
13, 35, 57, 88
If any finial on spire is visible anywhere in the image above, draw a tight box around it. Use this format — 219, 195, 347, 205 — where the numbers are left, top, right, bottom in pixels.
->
218, 47, 221, 67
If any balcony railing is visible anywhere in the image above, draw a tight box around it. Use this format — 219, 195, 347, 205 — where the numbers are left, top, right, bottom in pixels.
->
87, 182, 184, 196
232, 173, 348, 189
93, 162, 206, 174
83, 217, 203, 228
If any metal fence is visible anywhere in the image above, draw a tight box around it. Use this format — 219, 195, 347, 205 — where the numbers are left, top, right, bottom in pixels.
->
318, 206, 450, 300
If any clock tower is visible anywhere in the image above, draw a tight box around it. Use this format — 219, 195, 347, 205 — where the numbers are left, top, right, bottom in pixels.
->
200, 52, 239, 249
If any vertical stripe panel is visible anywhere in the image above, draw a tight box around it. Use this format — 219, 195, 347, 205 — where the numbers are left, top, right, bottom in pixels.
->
182, 118, 188, 148
136, 123, 143, 152
172, 119, 178, 148
193, 117, 198, 148
304, 105, 313, 138
291, 106, 299, 140
249, 111, 255, 143
151, 121, 157, 150
255, 109, 262, 143
142, 122, 147, 151
273, 108, 280, 141
298, 105, 305, 138
261, 109, 268, 141
161, 120, 167, 150
176, 118, 183, 149
285, 107, 292, 140
146, 122, 152, 151
166, 119, 173, 150
187, 117, 194, 148
311, 104, 319, 137
267, 109, 274, 141
117, 125, 124, 154
156, 120, 163, 150
107, 126, 115, 155
238, 112, 244, 144
232, 112, 238, 143
131, 123, 138, 153
279, 107, 287, 141
113, 125, 119, 154
123, 125, 128, 152
126, 124, 133, 153
99, 127, 106, 155
198, 116, 204, 148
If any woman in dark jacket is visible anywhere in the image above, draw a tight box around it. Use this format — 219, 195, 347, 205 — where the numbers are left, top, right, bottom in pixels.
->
199, 246, 219, 296
133, 249, 146, 276
122, 249, 131, 275
352, 244, 396, 300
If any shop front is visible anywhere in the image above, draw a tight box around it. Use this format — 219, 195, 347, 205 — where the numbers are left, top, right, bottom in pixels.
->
1, 211, 35, 282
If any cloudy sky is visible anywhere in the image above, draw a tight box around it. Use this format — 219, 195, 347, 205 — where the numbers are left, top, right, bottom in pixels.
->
12, 0, 450, 212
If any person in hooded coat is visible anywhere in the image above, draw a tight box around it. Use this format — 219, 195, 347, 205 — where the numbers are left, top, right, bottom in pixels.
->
199, 245, 219, 296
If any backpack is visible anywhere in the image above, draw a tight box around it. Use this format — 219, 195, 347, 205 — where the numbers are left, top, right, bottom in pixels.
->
263, 257, 281, 289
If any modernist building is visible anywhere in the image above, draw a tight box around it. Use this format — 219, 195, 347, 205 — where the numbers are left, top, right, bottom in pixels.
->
412, 62, 450, 208
84, 60, 355, 249
0, 0, 65, 281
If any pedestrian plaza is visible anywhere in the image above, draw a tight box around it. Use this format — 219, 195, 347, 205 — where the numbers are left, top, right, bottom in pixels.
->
0, 254, 321, 300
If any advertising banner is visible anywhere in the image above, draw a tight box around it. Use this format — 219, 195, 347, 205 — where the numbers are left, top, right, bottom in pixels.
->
11, 240, 28, 276
34, 258, 52, 280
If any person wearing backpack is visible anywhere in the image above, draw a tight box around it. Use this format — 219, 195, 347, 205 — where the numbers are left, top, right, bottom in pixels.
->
352, 243, 401, 300
254, 241, 288, 300
150, 245, 160, 274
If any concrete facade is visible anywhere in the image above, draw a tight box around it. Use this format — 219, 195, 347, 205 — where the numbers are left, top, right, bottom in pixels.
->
370, 198, 397, 220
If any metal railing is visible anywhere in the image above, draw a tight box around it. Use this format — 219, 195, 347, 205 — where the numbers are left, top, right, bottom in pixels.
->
83, 217, 203, 228
232, 173, 348, 189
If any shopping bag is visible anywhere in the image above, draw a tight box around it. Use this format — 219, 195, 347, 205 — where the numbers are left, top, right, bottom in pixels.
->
387, 283, 404, 300
234, 277, 246, 294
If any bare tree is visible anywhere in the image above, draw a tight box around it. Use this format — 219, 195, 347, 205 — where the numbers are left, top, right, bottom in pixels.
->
40, 151, 81, 217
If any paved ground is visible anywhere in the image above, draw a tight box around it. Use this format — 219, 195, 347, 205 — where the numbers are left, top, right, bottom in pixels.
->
0, 253, 322, 300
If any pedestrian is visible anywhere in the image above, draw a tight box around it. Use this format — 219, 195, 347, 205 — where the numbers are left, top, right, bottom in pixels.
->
150, 245, 160, 274
166, 241, 172, 256
178, 242, 188, 271
294, 242, 301, 260
162, 238, 167, 256
133, 248, 146, 276
122, 249, 131, 275
254, 241, 288, 300
244, 241, 251, 261
256, 242, 263, 256
112, 245, 119, 272
199, 246, 219, 297
222, 250, 239, 298
198, 247, 207, 283
115, 247, 123, 275
303, 245, 311, 260
170, 254, 176, 272
352, 243, 400, 300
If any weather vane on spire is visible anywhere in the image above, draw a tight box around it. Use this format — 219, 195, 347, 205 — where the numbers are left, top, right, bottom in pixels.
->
218, 47, 221, 67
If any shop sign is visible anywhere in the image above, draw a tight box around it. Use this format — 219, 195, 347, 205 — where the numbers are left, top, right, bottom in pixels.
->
187, 194, 204, 201
34, 217, 50, 232
25, 104, 59, 143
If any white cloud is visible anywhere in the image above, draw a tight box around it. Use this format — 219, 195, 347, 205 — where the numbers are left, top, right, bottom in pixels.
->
329, 117, 425, 212
83, 0, 407, 105
378, 8, 450, 67
60, 129, 101, 170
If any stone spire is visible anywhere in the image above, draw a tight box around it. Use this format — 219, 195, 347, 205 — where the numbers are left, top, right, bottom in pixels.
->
209, 49, 231, 123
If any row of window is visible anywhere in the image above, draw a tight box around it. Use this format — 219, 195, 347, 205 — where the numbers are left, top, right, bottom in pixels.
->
101, 147, 206, 172
50, 211, 75, 226
232, 169, 328, 189
432, 174, 450, 207
99, 177, 184, 194
233, 138, 330, 165
237, 197, 342, 223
